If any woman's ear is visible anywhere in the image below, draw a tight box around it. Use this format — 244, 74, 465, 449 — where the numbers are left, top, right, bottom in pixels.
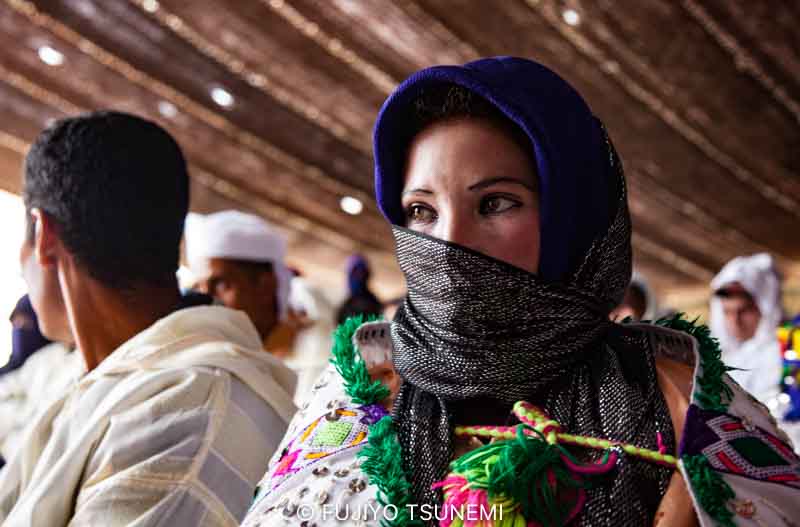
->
30, 208, 59, 267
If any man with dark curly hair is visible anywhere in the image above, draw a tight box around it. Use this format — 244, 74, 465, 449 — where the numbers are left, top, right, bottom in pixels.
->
1, 111, 296, 526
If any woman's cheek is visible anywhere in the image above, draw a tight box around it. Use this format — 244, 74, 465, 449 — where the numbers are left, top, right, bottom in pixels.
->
490, 211, 540, 272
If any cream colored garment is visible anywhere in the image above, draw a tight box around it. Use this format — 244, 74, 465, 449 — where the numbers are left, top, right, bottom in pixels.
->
0, 306, 297, 527
283, 278, 336, 406
0, 343, 84, 461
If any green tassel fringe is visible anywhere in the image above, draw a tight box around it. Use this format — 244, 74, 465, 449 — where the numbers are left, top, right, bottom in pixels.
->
331, 315, 416, 526
358, 416, 422, 527
330, 315, 390, 405
681, 454, 736, 527
451, 426, 589, 527
656, 313, 734, 412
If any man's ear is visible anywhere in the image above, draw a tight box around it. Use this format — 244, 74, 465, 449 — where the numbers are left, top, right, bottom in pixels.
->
29, 208, 60, 267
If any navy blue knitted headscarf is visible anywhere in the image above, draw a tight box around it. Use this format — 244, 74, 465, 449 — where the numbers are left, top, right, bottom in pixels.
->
373, 56, 616, 282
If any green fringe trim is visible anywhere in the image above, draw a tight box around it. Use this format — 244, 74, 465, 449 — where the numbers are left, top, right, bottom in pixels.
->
657, 316, 739, 525
681, 454, 736, 527
330, 315, 417, 526
656, 313, 734, 413
358, 416, 422, 527
330, 315, 390, 405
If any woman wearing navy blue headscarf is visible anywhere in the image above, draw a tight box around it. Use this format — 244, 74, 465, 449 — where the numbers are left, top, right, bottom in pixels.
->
374, 56, 690, 526
243, 58, 799, 527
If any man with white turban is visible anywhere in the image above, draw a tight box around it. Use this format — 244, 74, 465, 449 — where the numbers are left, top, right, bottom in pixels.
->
710, 253, 784, 404
185, 211, 293, 348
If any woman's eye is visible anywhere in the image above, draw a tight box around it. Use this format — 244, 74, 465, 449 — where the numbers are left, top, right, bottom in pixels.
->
405, 204, 436, 224
480, 196, 520, 215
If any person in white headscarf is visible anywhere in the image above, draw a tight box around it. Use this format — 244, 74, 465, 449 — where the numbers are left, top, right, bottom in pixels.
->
710, 253, 784, 404
185, 211, 293, 348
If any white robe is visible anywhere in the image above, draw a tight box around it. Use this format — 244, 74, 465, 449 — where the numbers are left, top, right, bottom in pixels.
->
0, 305, 297, 526
710, 253, 783, 404
283, 277, 337, 407
0, 343, 84, 461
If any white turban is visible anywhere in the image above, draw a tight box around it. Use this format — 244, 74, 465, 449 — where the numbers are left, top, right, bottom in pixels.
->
184, 211, 291, 320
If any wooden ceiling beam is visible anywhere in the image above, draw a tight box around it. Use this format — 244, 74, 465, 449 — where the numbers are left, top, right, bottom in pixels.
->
679, 0, 800, 125
632, 233, 714, 283
525, 0, 800, 213
628, 206, 722, 278
0, 5, 394, 252
414, 0, 799, 258
0, 66, 394, 255
128, 0, 372, 155
0, 141, 24, 195
16, 0, 377, 198
629, 252, 703, 295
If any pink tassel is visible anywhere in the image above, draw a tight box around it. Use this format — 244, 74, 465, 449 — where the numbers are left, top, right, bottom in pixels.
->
564, 488, 587, 524
464, 488, 490, 527
656, 432, 667, 455
560, 451, 619, 475
434, 475, 497, 527
432, 475, 468, 491
435, 475, 469, 527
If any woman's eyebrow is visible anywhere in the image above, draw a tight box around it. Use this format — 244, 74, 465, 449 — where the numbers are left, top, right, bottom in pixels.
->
402, 188, 434, 197
468, 176, 536, 192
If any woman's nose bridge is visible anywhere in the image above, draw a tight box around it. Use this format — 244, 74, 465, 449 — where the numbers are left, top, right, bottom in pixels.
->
438, 206, 470, 246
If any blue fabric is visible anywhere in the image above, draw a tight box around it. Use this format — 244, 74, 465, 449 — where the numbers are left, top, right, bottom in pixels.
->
346, 254, 370, 296
3, 295, 51, 376
373, 56, 616, 282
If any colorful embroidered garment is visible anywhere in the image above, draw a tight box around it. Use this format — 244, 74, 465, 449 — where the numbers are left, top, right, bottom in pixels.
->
265, 404, 380, 490
675, 319, 800, 526
242, 321, 388, 526
242, 318, 800, 527
243, 371, 385, 525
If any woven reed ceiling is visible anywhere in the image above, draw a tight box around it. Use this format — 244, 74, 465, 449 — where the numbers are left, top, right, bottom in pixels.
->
0, 0, 798, 298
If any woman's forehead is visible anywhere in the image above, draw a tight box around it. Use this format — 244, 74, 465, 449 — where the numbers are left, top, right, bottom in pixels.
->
402, 118, 537, 186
